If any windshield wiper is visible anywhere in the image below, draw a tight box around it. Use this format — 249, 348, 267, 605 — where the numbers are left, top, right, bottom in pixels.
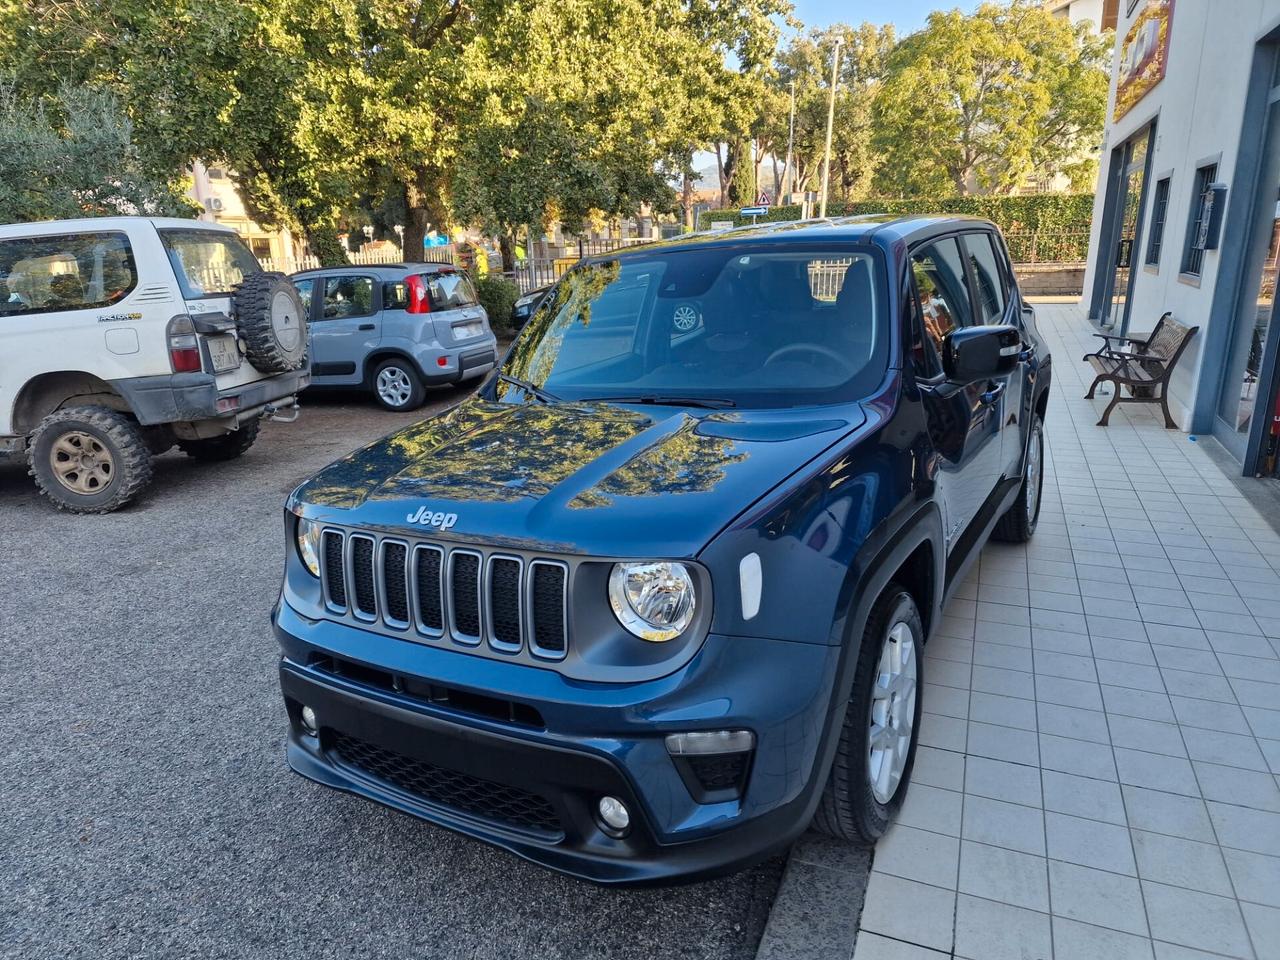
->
583, 394, 737, 409
497, 373, 561, 403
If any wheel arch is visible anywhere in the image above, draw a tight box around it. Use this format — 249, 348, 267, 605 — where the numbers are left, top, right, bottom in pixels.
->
362, 349, 425, 386
838, 500, 946, 651
12, 371, 130, 436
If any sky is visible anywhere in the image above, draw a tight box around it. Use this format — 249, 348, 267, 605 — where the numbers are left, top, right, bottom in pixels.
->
786, 0, 979, 35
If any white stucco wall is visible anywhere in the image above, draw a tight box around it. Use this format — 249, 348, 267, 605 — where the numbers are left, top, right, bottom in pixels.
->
1082, 0, 1280, 429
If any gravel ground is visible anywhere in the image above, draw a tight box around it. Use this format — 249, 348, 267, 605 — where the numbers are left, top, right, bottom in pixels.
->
0, 386, 782, 960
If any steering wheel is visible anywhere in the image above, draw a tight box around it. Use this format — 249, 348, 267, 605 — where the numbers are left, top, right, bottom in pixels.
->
765, 342, 854, 373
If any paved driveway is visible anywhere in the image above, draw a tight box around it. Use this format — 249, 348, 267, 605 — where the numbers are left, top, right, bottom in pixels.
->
0, 387, 780, 960
855, 304, 1280, 960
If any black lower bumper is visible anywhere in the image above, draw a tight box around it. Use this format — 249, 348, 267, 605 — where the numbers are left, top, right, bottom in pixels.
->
279, 660, 811, 886
114, 368, 311, 426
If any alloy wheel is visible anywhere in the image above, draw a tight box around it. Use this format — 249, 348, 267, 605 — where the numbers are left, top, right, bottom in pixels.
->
376, 366, 413, 407
49, 431, 114, 495
1026, 421, 1044, 523
867, 618, 918, 805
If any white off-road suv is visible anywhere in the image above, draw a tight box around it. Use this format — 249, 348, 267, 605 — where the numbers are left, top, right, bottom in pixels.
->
1, 217, 310, 513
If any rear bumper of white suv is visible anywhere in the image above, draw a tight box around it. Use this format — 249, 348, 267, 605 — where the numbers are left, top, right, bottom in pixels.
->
113, 368, 311, 426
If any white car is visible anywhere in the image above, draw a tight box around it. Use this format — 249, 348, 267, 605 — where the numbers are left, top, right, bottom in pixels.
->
0, 216, 310, 513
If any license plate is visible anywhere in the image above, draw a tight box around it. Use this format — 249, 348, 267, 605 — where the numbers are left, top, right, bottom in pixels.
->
454, 322, 482, 339
207, 335, 241, 373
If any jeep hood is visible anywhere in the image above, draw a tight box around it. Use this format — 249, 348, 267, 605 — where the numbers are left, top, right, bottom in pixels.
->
291, 396, 865, 557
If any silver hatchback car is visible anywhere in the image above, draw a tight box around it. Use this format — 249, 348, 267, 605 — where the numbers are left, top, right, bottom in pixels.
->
291, 263, 498, 410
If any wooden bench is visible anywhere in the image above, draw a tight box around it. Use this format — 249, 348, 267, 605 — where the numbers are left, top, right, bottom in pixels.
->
1083, 313, 1199, 428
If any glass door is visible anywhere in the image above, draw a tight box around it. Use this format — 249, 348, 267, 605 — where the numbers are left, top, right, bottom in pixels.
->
1101, 131, 1151, 331
1219, 93, 1280, 468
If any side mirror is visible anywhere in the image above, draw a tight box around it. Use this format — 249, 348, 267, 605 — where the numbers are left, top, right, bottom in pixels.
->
943, 325, 1022, 384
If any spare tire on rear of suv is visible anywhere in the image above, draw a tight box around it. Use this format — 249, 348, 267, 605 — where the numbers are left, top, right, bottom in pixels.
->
233, 272, 308, 373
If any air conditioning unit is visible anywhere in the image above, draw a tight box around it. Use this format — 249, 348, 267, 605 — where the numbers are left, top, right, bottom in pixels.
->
205, 197, 225, 213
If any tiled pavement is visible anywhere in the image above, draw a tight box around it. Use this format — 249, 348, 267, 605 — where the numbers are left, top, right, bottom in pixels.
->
853, 304, 1280, 960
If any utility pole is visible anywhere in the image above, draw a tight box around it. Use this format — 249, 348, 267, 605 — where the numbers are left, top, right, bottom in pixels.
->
782, 79, 796, 201
819, 37, 843, 219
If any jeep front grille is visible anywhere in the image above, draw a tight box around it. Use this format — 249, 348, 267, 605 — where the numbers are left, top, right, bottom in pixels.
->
320, 529, 569, 660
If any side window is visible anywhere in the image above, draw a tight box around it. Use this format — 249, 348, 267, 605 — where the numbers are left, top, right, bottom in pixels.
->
383, 280, 409, 310
0, 232, 137, 317
910, 238, 973, 363
291, 278, 314, 315
962, 232, 1009, 324
322, 275, 374, 319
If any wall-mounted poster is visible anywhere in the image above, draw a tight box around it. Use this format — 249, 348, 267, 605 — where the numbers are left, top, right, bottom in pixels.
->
1115, 0, 1175, 121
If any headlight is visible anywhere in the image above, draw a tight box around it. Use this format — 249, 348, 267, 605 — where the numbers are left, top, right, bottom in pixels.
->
514, 293, 538, 309
296, 517, 322, 577
608, 561, 696, 641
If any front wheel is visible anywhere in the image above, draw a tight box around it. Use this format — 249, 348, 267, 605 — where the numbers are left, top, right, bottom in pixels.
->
992, 413, 1044, 543
28, 405, 154, 513
372, 359, 426, 411
812, 585, 923, 844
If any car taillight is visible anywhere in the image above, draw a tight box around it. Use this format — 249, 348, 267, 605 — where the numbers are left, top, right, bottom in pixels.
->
166, 315, 203, 373
406, 274, 432, 314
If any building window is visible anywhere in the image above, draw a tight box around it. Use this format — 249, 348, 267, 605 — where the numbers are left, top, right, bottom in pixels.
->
1182, 163, 1219, 277
1146, 177, 1171, 266
206, 167, 226, 179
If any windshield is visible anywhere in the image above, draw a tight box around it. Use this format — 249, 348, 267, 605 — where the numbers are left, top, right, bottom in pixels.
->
500, 243, 888, 408
159, 228, 261, 298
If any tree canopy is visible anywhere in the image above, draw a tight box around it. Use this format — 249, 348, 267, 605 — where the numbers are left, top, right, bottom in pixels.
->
0, 0, 1112, 251
871, 0, 1111, 196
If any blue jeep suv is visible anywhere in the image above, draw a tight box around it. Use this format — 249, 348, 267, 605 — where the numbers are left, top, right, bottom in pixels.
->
274, 216, 1050, 884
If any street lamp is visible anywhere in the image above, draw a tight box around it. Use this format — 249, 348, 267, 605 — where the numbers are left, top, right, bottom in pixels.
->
362, 225, 374, 243
819, 37, 843, 219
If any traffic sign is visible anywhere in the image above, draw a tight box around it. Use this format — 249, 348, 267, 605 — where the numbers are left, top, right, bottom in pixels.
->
740, 205, 768, 217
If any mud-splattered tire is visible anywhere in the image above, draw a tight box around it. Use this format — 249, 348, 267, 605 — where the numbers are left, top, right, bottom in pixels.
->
176, 420, 260, 461
28, 405, 153, 513
233, 272, 308, 373
812, 584, 924, 844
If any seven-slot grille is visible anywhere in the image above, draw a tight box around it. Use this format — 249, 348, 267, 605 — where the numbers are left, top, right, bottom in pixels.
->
320, 530, 569, 659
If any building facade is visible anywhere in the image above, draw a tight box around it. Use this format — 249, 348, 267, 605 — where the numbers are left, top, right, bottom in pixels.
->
1046, 0, 1120, 31
187, 162, 298, 265
1083, 0, 1280, 479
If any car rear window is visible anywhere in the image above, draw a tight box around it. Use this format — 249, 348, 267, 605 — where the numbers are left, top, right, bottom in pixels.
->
425, 271, 477, 310
159, 228, 261, 299
0, 231, 137, 317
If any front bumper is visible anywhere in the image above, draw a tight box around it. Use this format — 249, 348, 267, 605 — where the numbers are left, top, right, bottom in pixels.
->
274, 601, 840, 885
114, 368, 311, 426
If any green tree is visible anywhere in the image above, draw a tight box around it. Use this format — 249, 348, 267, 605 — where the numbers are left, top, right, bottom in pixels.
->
767, 23, 894, 203
871, 0, 1110, 196
0, 81, 192, 221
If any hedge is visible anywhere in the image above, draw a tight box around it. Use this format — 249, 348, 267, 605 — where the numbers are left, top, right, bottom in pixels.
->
696, 194, 1095, 237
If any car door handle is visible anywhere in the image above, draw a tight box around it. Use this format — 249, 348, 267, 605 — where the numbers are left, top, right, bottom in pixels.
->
980, 382, 1005, 406
358, 323, 375, 331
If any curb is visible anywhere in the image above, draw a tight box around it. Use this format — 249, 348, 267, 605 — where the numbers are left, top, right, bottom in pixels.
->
755, 832, 872, 960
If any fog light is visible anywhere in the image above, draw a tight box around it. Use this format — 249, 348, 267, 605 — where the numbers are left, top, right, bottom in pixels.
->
665, 730, 755, 755
299, 705, 318, 737
597, 796, 630, 835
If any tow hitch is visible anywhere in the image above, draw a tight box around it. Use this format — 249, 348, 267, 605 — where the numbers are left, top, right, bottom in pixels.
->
263, 399, 301, 423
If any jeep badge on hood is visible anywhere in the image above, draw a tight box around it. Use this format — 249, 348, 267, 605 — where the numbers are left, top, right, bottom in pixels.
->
405, 506, 459, 530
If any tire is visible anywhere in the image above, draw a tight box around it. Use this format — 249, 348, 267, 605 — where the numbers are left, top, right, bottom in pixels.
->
27, 405, 153, 514
233, 272, 308, 373
177, 420, 260, 462
372, 358, 426, 411
992, 413, 1044, 543
812, 585, 924, 844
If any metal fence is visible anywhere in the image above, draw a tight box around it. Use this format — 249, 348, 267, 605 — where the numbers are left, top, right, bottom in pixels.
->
999, 231, 1091, 265
256, 244, 457, 276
